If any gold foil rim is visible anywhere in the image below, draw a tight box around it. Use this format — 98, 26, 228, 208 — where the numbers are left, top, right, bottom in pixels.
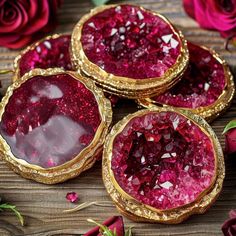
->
71, 4, 189, 99
138, 45, 235, 122
102, 107, 224, 223
0, 68, 112, 184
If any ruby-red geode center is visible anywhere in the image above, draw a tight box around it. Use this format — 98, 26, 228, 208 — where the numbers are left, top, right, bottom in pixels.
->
81, 5, 181, 79
0, 74, 101, 168
111, 111, 216, 210
18, 35, 72, 77
153, 42, 226, 108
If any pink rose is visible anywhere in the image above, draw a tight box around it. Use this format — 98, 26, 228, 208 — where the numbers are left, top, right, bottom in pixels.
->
0, 0, 62, 49
223, 120, 236, 155
183, 0, 236, 38
222, 210, 236, 236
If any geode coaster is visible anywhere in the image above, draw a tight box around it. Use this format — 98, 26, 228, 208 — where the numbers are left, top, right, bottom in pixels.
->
13, 34, 72, 79
71, 4, 189, 99
103, 108, 224, 223
139, 42, 235, 122
12, 33, 120, 107
0, 68, 112, 184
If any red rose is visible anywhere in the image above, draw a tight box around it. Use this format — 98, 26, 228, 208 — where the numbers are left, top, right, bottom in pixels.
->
222, 210, 236, 236
183, 0, 236, 38
223, 120, 236, 155
225, 128, 236, 155
0, 0, 62, 49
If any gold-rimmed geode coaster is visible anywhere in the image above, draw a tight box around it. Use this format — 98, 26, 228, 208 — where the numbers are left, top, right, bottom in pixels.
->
71, 4, 189, 99
0, 68, 112, 184
138, 42, 235, 122
103, 107, 224, 223
13, 34, 72, 80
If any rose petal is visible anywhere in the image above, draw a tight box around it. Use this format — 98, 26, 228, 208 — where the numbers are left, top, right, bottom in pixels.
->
0, 0, 61, 49
0, 0, 6, 8
84, 216, 124, 236
0, 2, 23, 33
229, 210, 236, 219
183, 0, 236, 38
23, 0, 50, 34
193, 0, 216, 29
222, 217, 236, 236
183, 0, 196, 19
0, 34, 32, 49
205, 1, 236, 32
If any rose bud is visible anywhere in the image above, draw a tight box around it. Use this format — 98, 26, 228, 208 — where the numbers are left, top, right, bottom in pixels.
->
84, 216, 125, 236
223, 120, 236, 155
222, 210, 236, 236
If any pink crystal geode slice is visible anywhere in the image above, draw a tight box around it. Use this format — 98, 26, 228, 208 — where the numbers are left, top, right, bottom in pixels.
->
153, 42, 226, 108
81, 5, 181, 79
111, 111, 216, 210
17, 35, 72, 77
0, 74, 101, 168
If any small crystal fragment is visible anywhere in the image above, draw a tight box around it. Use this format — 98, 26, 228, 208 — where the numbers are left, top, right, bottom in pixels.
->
66, 192, 79, 203
161, 34, 173, 43
160, 181, 173, 189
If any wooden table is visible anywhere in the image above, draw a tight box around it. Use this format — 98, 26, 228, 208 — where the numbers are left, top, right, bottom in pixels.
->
0, 0, 236, 235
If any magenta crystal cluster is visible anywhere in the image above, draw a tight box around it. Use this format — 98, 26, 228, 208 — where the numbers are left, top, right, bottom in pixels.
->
111, 111, 216, 210
81, 5, 181, 79
153, 42, 226, 108
18, 35, 72, 77
0, 74, 101, 168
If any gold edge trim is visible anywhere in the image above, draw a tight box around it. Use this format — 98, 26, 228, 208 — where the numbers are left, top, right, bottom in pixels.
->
0, 68, 112, 184
102, 107, 224, 223
138, 45, 235, 122
71, 4, 189, 98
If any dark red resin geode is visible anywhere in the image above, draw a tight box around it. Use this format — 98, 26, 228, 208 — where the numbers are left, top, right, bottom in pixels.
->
81, 5, 181, 79
0, 74, 101, 168
17, 35, 72, 77
111, 111, 216, 210
153, 42, 226, 108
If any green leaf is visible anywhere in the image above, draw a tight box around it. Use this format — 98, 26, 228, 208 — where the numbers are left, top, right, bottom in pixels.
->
87, 218, 116, 236
91, 0, 110, 6
125, 227, 133, 236
223, 120, 236, 134
0, 203, 24, 226
232, 37, 236, 47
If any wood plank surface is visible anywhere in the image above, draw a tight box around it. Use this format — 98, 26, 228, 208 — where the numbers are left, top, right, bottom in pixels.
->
0, 0, 236, 235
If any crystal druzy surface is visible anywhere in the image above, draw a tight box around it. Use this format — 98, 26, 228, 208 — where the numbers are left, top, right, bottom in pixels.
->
19, 35, 72, 77
81, 5, 181, 79
0, 74, 101, 168
111, 111, 216, 210
153, 42, 226, 108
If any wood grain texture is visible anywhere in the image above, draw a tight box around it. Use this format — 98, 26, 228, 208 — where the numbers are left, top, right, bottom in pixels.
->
0, 0, 236, 235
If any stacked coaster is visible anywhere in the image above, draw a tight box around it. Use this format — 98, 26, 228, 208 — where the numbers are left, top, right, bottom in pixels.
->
0, 3, 233, 223
71, 4, 189, 99
139, 42, 235, 121
0, 69, 112, 184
